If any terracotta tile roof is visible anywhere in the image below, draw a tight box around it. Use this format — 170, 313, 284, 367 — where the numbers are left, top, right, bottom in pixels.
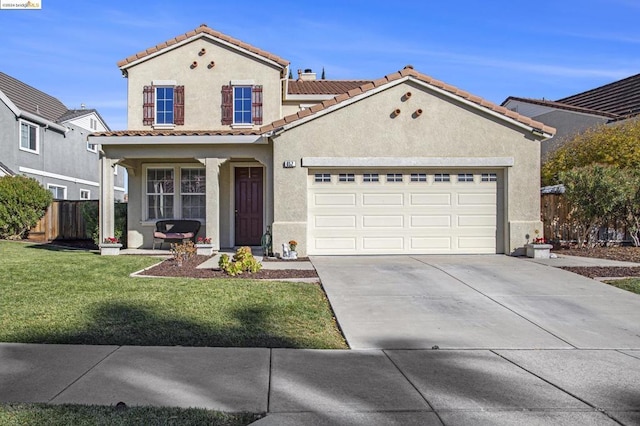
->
117, 24, 289, 69
288, 80, 372, 95
0, 71, 68, 122
502, 96, 620, 119
556, 73, 640, 117
262, 67, 556, 136
91, 129, 262, 137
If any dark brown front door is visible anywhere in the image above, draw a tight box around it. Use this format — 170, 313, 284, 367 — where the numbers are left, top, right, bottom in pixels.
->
235, 167, 264, 246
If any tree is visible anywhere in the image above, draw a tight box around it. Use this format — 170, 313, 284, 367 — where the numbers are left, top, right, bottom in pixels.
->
0, 175, 52, 239
542, 118, 640, 186
559, 165, 627, 247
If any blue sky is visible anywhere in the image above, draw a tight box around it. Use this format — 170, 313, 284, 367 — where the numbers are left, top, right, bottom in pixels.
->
1, 0, 639, 130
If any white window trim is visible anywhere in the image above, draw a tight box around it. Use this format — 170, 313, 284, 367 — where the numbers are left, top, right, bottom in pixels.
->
87, 141, 98, 153
19, 119, 39, 154
232, 85, 253, 126
80, 189, 91, 199
142, 164, 206, 223
154, 85, 175, 127
47, 183, 67, 200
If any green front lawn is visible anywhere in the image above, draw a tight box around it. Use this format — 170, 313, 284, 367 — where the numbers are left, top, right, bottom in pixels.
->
603, 278, 640, 295
0, 241, 346, 348
0, 403, 261, 426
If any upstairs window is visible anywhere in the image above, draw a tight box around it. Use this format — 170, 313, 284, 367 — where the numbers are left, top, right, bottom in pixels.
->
142, 84, 184, 126
20, 120, 38, 153
221, 84, 263, 126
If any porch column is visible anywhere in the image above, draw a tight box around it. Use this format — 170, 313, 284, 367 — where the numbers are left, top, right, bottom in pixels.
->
205, 158, 223, 251
99, 156, 117, 244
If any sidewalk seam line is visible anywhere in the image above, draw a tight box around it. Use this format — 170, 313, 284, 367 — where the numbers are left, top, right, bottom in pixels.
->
47, 345, 123, 403
266, 348, 273, 413
382, 349, 445, 425
491, 350, 626, 426
411, 256, 577, 349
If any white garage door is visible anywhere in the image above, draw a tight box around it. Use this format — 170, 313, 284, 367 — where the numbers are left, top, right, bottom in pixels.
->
307, 169, 499, 255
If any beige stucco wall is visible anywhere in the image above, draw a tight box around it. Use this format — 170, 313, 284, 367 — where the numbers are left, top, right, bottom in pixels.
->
103, 142, 272, 249
271, 80, 543, 256
125, 37, 284, 130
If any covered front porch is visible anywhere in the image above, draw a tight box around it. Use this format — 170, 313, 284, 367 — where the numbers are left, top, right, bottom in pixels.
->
92, 132, 273, 252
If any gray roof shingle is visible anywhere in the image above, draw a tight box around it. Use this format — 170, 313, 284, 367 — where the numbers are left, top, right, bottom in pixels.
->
0, 72, 68, 122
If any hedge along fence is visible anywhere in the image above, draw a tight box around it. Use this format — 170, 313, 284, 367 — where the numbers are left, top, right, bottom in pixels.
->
28, 200, 127, 242
541, 193, 628, 244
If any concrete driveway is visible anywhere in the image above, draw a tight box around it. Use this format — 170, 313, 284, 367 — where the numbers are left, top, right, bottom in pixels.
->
311, 255, 640, 350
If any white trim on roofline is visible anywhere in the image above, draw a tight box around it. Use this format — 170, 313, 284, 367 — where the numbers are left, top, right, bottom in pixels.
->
301, 157, 515, 168
276, 76, 554, 140
16, 166, 130, 192
120, 33, 286, 71
90, 134, 265, 145
0, 90, 68, 133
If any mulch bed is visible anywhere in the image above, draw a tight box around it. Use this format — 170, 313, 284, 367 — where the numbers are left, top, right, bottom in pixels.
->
555, 246, 640, 278
140, 255, 319, 280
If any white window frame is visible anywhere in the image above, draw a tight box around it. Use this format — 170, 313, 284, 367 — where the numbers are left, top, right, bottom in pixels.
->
180, 167, 206, 219
457, 173, 474, 182
80, 189, 91, 200
482, 173, 498, 182
363, 173, 379, 183
155, 85, 175, 126
410, 173, 427, 182
47, 184, 67, 200
386, 173, 403, 182
87, 141, 98, 153
233, 85, 253, 126
142, 164, 206, 222
435, 173, 450, 183
314, 173, 331, 183
338, 173, 355, 182
19, 119, 39, 153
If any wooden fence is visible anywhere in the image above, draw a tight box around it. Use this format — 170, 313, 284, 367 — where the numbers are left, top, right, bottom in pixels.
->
28, 200, 97, 242
541, 193, 628, 244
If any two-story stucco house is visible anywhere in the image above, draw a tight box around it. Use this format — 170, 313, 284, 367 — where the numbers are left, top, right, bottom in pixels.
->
0, 72, 126, 200
90, 24, 555, 256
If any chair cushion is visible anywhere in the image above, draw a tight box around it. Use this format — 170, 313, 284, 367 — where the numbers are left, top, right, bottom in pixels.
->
154, 232, 195, 239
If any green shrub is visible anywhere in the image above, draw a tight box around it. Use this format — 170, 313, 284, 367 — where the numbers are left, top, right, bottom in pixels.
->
218, 246, 262, 276
0, 175, 52, 239
82, 201, 127, 246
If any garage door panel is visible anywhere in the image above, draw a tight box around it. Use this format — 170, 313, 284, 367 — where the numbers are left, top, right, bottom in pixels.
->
411, 193, 451, 206
315, 193, 356, 206
363, 237, 404, 250
362, 215, 404, 228
308, 170, 498, 255
458, 193, 496, 206
314, 237, 357, 250
457, 215, 496, 227
314, 215, 357, 228
362, 193, 403, 206
411, 237, 452, 250
410, 215, 451, 228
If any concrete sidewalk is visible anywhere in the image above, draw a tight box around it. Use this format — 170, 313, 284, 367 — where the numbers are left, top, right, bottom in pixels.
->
1, 343, 638, 425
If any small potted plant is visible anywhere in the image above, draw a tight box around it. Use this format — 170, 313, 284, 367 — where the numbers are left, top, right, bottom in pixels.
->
100, 237, 122, 255
287, 240, 298, 260
195, 236, 215, 256
525, 230, 553, 259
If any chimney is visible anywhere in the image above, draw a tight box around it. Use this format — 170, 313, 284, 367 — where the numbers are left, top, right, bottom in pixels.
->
80, 103, 86, 110
297, 68, 316, 81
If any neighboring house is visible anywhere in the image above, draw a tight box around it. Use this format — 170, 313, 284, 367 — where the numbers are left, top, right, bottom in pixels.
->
0, 72, 126, 200
502, 73, 640, 159
90, 24, 554, 256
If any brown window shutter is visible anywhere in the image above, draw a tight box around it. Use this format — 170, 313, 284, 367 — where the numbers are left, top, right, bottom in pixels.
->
221, 85, 232, 125
252, 85, 263, 125
174, 85, 185, 125
143, 85, 154, 126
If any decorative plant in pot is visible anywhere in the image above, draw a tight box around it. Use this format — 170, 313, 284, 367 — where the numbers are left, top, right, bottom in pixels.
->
195, 236, 215, 256
525, 230, 553, 259
99, 237, 122, 255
